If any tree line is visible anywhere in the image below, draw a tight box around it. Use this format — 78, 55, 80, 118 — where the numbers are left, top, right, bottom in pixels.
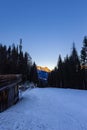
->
48, 36, 87, 89
0, 39, 38, 83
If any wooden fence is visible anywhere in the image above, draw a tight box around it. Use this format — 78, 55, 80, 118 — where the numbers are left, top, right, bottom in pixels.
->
0, 75, 22, 112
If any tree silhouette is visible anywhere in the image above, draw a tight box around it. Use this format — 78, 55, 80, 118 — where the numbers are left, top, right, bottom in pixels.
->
30, 62, 38, 84
81, 36, 87, 89
0, 40, 32, 82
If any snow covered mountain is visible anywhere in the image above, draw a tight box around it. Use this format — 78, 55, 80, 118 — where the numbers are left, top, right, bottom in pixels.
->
37, 70, 48, 81
37, 66, 51, 80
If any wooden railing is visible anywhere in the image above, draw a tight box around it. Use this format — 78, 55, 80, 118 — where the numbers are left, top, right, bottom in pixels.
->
0, 74, 22, 89
0, 74, 22, 112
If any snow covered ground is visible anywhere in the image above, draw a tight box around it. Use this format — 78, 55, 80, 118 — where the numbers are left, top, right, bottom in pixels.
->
0, 88, 87, 130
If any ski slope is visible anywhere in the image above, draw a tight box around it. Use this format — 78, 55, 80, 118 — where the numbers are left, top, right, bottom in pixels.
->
0, 88, 87, 130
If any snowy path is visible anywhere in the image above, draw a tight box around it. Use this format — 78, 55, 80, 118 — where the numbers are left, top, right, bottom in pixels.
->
0, 88, 87, 130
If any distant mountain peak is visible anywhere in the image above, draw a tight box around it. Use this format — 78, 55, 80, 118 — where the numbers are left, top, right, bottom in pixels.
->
37, 66, 51, 72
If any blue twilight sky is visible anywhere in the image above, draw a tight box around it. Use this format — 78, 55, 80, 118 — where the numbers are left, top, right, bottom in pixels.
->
0, 0, 87, 69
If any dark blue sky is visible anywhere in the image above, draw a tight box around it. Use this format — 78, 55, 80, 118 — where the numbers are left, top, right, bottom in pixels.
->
0, 0, 87, 69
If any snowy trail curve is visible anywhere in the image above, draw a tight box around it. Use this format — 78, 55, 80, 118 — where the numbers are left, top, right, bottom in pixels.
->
0, 88, 87, 130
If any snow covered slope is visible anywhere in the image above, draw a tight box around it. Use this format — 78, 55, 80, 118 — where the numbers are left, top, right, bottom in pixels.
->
37, 66, 50, 81
37, 70, 48, 80
0, 88, 87, 130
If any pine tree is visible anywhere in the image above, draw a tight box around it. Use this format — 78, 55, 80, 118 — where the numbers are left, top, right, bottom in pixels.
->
57, 55, 64, 87
11, 44, 19, 74
81, 36, 87, 89
30, 62, 38, 85
48, 68, 57, 87
0, 40, 32, 82
23, 52, 32, 81
0, 45, 7, 74
19, 39, 22, 54
69, 43, 81, 89
81, 36, 87, 66
63, 55, 71, 88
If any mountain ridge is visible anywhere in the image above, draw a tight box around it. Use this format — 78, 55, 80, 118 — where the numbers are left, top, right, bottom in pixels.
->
37, 66, 51, 72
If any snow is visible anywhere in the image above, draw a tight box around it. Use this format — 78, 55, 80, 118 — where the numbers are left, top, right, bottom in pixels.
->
37, 70, 48, 80
0, 88, 87, 130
